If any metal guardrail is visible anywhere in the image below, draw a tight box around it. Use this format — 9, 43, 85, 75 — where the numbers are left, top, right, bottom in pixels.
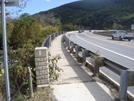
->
63, 33, 134, 101
41, 31, 64, 47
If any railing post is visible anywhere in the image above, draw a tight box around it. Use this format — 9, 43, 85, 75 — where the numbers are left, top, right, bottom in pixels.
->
82, 49, 89, 63
28, 67, 33, 98
75, 45, 80, 57
70, 43, 75, 53
49, 35, 51, 46
92, 56, 104, 77
64, 36, 68, 47
119, 70, 128, 101
54, 33, 55, 39
67, 34, 71, 50
47, 37, 50, 48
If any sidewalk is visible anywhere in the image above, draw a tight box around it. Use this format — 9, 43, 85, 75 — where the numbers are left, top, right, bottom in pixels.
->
49, 35, 114, 101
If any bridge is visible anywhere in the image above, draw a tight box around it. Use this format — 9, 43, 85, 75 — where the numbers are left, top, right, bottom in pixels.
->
36, 30, 134, 101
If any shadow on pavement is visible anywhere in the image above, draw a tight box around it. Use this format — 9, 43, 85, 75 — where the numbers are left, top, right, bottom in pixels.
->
60, 36, 114, 101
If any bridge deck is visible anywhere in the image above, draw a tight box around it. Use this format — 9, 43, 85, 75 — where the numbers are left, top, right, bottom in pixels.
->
49, 34, 114, 101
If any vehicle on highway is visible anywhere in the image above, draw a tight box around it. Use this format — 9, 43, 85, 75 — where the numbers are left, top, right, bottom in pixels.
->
78, 30, 82, 33
112, 30, 133, 41
78, 30, 84, 33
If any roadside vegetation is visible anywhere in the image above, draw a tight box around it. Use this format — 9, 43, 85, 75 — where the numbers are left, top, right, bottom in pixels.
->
0, 12, 61, 101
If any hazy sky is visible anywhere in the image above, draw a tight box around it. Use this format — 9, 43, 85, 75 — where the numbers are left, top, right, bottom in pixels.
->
6, 0, 78, 17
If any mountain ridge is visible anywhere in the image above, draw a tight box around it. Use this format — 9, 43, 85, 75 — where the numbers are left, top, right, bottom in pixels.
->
33, 0, 134, 30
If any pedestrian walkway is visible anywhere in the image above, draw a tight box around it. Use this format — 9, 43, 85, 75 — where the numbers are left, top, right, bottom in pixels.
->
49, 34, 114, 101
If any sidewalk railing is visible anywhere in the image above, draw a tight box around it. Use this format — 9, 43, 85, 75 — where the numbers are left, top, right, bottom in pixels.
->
41, 31, 64, 47
63, 33, 134, 101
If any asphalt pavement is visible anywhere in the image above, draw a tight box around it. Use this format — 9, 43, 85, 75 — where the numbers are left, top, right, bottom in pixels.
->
49, 34, 115, 101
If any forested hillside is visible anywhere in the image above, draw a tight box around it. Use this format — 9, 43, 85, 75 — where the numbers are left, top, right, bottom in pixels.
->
33, 0, 134, 30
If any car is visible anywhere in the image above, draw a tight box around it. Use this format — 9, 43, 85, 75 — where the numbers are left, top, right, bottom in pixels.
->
111, 30, 133, 41
81, 29, 84, 32
78, 30, 82, 33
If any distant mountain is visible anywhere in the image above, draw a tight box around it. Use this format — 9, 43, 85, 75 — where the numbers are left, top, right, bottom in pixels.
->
33, 0, 134, 30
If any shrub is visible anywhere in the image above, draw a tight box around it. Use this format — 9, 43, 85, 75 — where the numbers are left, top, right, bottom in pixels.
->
48, 52, 63, 81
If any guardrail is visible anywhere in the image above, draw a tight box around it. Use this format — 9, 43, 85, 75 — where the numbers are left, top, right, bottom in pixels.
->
63, 33, 134, 101
41, 31, 64, 47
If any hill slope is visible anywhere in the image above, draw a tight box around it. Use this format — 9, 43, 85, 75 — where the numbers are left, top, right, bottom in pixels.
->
33, 0, 134, 30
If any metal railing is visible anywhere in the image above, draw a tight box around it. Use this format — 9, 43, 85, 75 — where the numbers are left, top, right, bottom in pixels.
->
63, 33, 134, 101
41, 31, 64, 47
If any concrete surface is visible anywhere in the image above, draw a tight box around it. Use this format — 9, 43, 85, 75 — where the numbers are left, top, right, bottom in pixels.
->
49, 35, 115, 101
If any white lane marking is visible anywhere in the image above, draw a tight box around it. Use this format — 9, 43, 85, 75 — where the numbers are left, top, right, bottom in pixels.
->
76, 33, 134, 61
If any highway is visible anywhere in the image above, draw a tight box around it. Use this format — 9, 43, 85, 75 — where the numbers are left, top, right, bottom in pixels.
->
67, 30, 134, 95
68, 31, 134, 70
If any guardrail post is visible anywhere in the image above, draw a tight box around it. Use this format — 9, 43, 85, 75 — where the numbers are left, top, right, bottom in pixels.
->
75, 45, 80, 57
68, 34, 71, 50
55, 33, 57, 37
47, 37, 50, 48
82, 49, 89, 63
64, 36, 68, 47
93, 56, 104, 77
49, 35, 51, 46
119, 70, 128, 101
70, 42, 75, 53
54, 33, 56, 39
51, 34, 53, 41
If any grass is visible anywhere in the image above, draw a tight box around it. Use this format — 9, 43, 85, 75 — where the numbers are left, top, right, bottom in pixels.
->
13, 86, 54, 101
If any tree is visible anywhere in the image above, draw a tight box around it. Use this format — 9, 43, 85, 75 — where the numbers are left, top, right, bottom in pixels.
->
10, 13, 42, 48
6, 18, 14, 44
112, 23, 124, 30
33, 13, 62, 29
63, 23, 75, 31
41, 25, 59, 38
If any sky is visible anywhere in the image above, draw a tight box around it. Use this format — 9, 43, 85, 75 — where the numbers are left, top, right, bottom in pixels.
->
6, 0, 78, 18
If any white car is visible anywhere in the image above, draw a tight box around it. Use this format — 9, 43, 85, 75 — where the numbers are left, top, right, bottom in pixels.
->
112, 30, 133, 41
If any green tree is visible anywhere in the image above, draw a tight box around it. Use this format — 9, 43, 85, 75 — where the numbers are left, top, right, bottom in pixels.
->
112, 23, 123, 30
41, 25, 59, 38
10, 13, 42, 48
6, 21, 14, 44
63, 23, 75, 31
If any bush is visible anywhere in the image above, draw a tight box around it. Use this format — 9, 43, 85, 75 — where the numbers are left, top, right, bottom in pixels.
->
0, 40, 36, 100
48, 52, 63, 81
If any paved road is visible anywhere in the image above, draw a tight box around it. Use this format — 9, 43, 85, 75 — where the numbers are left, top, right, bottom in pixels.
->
49, 34, 114, 101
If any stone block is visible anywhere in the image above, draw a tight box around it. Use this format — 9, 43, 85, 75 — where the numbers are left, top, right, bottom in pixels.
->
36, 66, 42, 70
44, 71, 48, 75
41, 79, 45, 84
36, 75, 45, 79
40, 70, 45, 75
37, 80, 40, 85
45, 79, 49, 83
35, 47, 48, 58
35, 57, 48, 62
36, 71, 40, 76
35, 62, 48, 66
42, 66, 48, 69
45, 74, 49, 79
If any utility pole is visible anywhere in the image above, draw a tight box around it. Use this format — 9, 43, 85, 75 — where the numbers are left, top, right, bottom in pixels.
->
0, 0, 19, 100
1, 0, 10, 100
